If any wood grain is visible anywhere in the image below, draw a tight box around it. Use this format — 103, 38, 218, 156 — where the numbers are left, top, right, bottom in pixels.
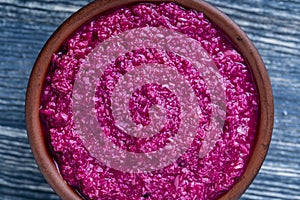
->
0, 0, 299, 199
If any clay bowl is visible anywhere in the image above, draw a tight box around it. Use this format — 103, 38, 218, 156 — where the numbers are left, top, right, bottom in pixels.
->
26, 0, 274, 199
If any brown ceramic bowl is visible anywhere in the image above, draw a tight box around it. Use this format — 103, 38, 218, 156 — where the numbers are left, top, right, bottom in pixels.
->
26, 0, 274, 199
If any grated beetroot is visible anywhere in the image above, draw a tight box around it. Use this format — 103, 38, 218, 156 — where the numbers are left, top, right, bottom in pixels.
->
40, 2, 258, 200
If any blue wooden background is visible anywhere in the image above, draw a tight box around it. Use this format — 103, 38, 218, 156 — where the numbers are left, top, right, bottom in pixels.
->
0, 0, 299, 199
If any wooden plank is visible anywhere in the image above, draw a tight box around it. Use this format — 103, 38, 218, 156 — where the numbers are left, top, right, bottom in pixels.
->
0, 126, 59, 200
0, 0, 299, 199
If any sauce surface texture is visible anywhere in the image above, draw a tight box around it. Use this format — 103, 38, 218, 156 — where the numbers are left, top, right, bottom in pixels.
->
40, 2, 258, 200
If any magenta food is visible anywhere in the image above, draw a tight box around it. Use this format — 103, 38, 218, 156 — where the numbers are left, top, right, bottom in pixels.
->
40, 2, 258, 200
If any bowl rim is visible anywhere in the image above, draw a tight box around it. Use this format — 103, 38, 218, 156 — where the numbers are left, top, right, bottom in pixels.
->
25, 0, 274, 199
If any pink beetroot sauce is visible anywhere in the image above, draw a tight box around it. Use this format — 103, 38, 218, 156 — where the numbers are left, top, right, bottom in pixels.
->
40, 2, 258, 200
